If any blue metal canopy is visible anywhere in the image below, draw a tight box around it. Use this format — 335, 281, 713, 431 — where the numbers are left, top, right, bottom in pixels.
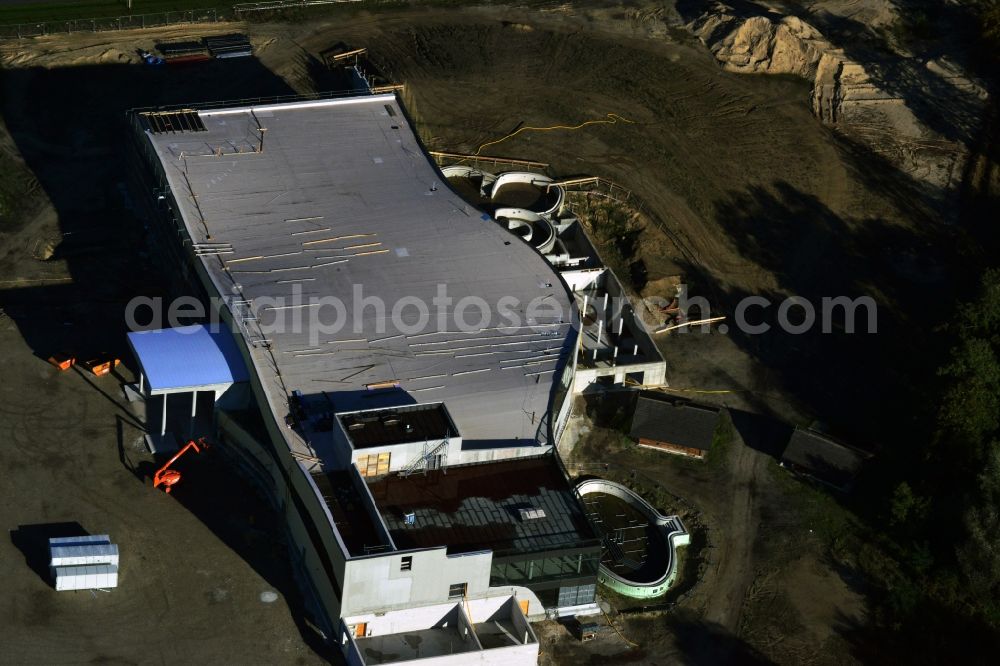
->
126, 324, 249, 394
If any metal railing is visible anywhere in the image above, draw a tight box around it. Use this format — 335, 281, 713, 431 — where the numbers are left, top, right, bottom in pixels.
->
0, 9, 221, 40
233, 0, 362, 15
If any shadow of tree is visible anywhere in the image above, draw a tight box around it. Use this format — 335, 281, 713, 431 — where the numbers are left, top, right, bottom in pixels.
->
671, 172, 954, 442
659, 612, 774, 665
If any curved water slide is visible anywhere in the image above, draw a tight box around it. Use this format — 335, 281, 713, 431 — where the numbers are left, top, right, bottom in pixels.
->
489, 171, 564, 216
493, 207, 558, 255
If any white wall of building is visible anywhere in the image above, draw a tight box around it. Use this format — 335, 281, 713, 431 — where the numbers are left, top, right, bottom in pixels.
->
340, 548, 493, 617
340, 596, 539, 666
561, 267, 605, 293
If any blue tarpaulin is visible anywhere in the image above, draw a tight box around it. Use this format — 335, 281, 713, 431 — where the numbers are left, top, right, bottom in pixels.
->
126, 324, 249, 393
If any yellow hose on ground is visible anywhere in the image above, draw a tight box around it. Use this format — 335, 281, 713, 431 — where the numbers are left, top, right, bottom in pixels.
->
474, 113, 634, 156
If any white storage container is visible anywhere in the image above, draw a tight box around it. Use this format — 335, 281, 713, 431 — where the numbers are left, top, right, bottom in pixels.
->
50, 543, 119, 567
53, 564, 119, 591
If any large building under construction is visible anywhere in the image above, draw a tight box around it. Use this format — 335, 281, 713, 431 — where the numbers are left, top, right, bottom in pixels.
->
127, 92, 665, 665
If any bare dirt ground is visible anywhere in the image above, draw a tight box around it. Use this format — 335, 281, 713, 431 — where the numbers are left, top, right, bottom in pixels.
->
0, 20, 329, 665
0, 1, 951, 663
0, 325, 328, 664
555, 401, 865, 665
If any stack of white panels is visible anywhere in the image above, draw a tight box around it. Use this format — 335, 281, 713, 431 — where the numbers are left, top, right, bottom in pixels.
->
53, 565, 119, 591
49, 534, 119, 591
50, 544, 119, 567
50, 535, 112, 547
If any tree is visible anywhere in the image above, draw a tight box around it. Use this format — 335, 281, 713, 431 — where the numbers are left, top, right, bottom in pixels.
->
957, 444, 1000, 621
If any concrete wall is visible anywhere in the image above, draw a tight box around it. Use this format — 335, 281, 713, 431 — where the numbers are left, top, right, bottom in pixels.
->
347, 464, 396, 549
457, 443, 553, 466
340, 548, 493, 617
560, 267, 605, 293
341, 597, 539, 666
344, 601, 465, 636
574, 360, 667, 392
216, 406, 346, 633
395, 646, 537, 666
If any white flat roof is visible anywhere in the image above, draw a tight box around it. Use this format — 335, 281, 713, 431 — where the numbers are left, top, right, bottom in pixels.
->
140, 95, 575, 453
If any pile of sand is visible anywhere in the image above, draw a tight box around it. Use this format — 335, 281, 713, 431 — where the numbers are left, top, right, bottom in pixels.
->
687, 8, 830, 77
684, 0, 989, 213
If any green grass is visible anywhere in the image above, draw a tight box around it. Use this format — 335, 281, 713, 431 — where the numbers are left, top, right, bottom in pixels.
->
704, 409, 734, 469
0, 1, 225, 25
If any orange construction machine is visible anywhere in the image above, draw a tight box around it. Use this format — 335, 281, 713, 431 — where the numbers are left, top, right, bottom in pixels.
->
153, 438, 208, 494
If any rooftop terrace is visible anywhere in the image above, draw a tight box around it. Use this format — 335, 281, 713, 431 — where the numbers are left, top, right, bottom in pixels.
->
340, 403, 456, 449
365, 456, 598, 556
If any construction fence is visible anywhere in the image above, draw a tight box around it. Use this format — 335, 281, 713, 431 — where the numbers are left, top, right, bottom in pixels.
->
0, 9, 221, 40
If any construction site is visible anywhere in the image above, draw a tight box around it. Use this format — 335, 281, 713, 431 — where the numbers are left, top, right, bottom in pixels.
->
3, 0, 993, 664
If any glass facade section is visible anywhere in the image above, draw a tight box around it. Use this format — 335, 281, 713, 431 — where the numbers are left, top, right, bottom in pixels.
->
489, 552, 600, 587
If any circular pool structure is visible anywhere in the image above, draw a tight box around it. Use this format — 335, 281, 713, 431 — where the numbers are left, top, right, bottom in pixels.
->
493, 207, 557, 254
441, 165, 497, 207
489, 171, 564, 216
576, 479, 690, 599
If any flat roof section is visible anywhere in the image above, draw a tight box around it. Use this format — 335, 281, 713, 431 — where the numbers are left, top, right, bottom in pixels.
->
365, 456, 598, 556
140, 95, 575, 450
127, 324, 249, 394
311, 470, 390, 557
340, 403, 456, 449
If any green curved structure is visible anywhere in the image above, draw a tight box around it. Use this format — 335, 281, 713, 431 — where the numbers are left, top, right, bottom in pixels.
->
576, 479, 690, 599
